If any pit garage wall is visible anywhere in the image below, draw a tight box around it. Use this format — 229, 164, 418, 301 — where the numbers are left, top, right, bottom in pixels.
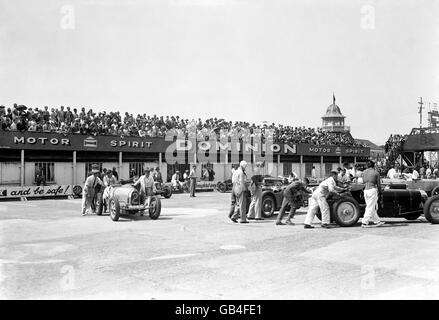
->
0, 153, 364, 186
0, 162, 21, 185
0, 161, 345, 186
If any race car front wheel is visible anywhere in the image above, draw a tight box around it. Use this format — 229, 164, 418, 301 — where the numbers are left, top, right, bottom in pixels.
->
332, 197, 360, 227
109, 198, 121, 221
261, 195, 275, 218
423, 195, 439, 224
149, 196, 162, 220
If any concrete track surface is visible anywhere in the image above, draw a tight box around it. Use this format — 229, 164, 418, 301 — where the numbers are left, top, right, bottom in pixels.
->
1, 192, 439, 299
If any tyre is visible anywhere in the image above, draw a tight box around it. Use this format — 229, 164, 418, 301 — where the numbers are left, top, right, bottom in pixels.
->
431, 186, 439, 196
404, 213, 421, 221
95, 193, 103, 216
332, 197, 361, 227
217, 182, 227, 193
109, 198, 121, 221
163, 186, 172, 199
423, 195, 439, 224
149, 195, 162, 220
261, 195, 276, 218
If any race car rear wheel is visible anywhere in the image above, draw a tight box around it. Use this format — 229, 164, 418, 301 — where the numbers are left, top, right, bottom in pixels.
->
95, 193, 103, 216
109, 198, 121, 221
332, 197, 360, 227
217, 182, 227, 193
423, 195, 439, 224
163, 186, 172, 199
261, 195, 275, 218
149, 195, 162, 220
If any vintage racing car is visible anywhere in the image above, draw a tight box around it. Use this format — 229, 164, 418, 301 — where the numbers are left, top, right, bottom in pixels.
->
216, 179, 232, 193
313, 183, 439, 226
154, 182, 173, 199
94, 184, 162, 221
241, 176, 306, 218
382, 178, 439, 196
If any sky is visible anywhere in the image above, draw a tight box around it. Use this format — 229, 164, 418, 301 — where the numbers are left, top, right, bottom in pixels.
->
0, 0, 438, 145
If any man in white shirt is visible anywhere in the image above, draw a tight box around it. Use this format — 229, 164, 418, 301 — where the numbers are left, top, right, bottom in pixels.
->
189, 164, 197, 197
311, 166, 317, 179
304, 170, 346, 228
412, 168, 420, 180
426, 167, 432, 179
338, 168, 351, 185
228, 166, 240, 219
287, 172, 298, 183
103, 170, 117, 212
81, 167, 104, 216
230, 161, 249, 223
133, 168, 157, 207
171, 171, 182, 190
387, 166, 397, 179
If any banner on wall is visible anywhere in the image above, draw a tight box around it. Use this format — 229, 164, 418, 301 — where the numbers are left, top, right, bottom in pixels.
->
0, 131, 370, 157
0, 184, 82, 199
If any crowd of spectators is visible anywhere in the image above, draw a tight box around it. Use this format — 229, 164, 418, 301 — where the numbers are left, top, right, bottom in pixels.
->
384, 134, 407, 169
0, 104, 368, 147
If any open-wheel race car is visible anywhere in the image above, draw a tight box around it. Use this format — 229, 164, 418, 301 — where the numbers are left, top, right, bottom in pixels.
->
216, 179, 232, 193
313, 183, 439, 227
154, 182, 173, 199
242, 176, 304, 218
93, 184, 162, 221
382, 178, 439, 197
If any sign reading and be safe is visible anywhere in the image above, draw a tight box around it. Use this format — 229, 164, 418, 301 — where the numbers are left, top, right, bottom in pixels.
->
0, 185, 82, 198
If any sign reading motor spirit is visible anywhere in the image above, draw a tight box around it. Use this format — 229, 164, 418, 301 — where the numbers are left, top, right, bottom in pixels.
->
0, 131, 370, 157
0, 131, 171, 153
298, 145, 368, 156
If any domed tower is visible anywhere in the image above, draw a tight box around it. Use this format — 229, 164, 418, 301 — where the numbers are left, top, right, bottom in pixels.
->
321, 93, 350, 132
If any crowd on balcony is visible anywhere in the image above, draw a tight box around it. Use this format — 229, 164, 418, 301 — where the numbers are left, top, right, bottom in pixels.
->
0, 104, 368, 147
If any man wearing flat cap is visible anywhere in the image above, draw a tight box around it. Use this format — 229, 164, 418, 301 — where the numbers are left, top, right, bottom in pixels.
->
304, 169, 346, 228
81, 165, 104, 216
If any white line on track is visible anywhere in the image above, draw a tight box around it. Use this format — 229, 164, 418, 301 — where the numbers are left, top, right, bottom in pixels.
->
147, 253, 200, 261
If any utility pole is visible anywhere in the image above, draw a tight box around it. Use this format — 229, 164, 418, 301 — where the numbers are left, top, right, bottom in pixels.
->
418, 97, 424, 128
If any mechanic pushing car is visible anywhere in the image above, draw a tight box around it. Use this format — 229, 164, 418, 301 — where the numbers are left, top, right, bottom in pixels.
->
304, 170, 346, 228
276, 177, 312, 226
133, 167, 157, 207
